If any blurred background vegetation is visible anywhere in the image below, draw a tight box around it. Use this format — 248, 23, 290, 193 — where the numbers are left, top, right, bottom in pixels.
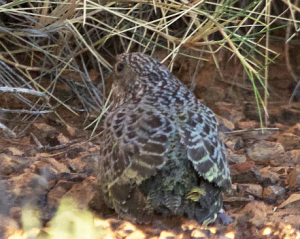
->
0, 0, 299, 134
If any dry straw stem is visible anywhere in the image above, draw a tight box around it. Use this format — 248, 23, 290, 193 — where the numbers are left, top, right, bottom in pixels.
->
1, 0, 300, 137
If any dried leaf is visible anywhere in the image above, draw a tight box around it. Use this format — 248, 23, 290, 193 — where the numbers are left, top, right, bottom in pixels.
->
278, 193, 300, 208
288, 167, 297, 188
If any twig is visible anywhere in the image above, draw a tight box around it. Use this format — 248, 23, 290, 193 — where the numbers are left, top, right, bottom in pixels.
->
0, 108, 53, 115
43, 139, 80, 151
225, 127, 279, 135
30, 133, 43, 149
0, 86, 48, 99
0, 122, 16, 137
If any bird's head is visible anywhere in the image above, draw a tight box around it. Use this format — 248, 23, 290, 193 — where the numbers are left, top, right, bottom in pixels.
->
111, 53, 172, 105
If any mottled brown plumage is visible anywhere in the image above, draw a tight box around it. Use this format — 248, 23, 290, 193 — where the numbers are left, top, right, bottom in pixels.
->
99, 53, 231, 224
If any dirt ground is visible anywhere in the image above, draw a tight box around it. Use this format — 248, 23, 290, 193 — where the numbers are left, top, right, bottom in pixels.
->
1, 42, 300, 239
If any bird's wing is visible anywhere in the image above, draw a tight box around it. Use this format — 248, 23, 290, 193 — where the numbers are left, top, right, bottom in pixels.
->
177, 104, 231, 191
99, 104, 173, 199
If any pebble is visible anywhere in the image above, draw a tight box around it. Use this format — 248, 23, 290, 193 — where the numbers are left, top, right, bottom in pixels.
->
159, 230, 178, 239
247, 141, 284, 161
237, 120, 259, 129
227, 150, 247, 164
215, 102, 245, 124
262, 185, 286, 202
258, 166, 280, 185
126, 230, 146, 239
277, 133, 300, 151
238, 183, 263, 197
276, 150, 300, 165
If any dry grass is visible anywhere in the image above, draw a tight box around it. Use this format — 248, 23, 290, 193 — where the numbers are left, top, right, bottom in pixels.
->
0, 0, 299, 136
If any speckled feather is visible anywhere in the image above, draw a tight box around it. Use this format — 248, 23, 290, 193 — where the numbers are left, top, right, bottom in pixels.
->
99, 53, 231, 224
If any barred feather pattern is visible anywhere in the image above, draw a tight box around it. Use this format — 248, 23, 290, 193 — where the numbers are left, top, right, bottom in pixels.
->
98, 53, 232, 224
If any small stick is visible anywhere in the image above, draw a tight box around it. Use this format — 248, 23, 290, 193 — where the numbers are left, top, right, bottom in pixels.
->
43, 139, 80, 151
0, 122, 16, 137
0, 108, 52, 115
225, 127, 279, 135
0, 86, 48, 99
30, 133, 43, 149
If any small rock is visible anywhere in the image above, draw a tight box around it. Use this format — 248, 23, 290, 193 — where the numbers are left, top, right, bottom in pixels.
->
24, 146, 38, 157
215, 102, 245, 124
181, 220, 199, 231
223, 196, 253, 208
251, 219, 266, 227
227, 150, 247, 164
27, 174, 49, 192
237, 121, 259, 130
218, 212, 234, 225
247, 141, 284, 161
66, 147, 84, 159
284, 123, 300, 136
230, 161, 255, 175
258, 166, 280, 185
32, 123, 59, 146
115, 221, 137, 238
7, 173, 49, 195
43, 158, 70, 174
0, 154, 33, 175
191, 229, 209, 238
126, 230, 146, 239
159, 230, 177, 239
216, 115, 235, 131
262, 185, 286, 202
64, 177, 106, 211
220, 235, 233, 239
230, 161, 260, 184
276, 150, 300, 166
273, 123, 288, 131
57, 133, 70, 144
53, 180, 74, 191
35, 165, 58, 182
94, 219, 116, 239
5, 173, 49, 210
7, 147, 24, 156
47, 180, 74, 207
225, 136, 244, 151
0, 156, 15, 175
241, 201, 268, 221
67, 153, 98, 176
237, 184, 263, 197
277, 133, 300, 151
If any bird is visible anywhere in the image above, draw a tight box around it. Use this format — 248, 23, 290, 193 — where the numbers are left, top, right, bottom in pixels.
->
98, 52, 232, 225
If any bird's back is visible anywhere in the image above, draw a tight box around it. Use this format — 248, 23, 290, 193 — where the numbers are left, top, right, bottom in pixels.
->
98, 53, 231, 224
